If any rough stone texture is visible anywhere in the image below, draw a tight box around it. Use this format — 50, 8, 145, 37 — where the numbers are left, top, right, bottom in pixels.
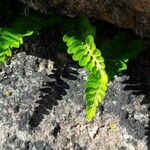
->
0, 32, 149, 149
19, 0, 150, 37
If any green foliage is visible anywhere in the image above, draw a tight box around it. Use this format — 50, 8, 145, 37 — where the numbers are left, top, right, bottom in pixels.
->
63, 16, 108, 121
0, 28, 32, 64
100, 31, 143, 80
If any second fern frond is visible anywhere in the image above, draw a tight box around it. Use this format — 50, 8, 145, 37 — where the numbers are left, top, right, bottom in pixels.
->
0, 28, 32, 64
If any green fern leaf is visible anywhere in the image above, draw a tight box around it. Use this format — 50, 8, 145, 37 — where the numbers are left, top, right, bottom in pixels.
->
85, 71, 108, 121
0, 28, 33, 64
63, 30, 108, 121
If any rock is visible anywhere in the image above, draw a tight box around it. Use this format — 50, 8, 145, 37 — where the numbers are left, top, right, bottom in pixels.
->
19, 0, 150, 37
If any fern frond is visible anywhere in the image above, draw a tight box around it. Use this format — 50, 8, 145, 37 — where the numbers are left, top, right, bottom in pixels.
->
0, 28, 32, 64
63, 32, 108, 121
100, 31, 143, 80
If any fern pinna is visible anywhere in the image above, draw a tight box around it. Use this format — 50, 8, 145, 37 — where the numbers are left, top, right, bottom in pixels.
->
63, 16, 108, 121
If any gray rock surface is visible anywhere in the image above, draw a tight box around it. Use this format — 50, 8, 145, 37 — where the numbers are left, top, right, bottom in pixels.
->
0, 34, 149, 150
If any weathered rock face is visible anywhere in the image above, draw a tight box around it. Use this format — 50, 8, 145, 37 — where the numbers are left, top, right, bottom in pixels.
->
19, 0, 150, 37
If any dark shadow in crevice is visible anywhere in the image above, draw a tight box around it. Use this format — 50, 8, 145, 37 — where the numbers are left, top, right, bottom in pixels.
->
52, 123, 61, 138
123, 72, 149, 96
122, 49, 150, 148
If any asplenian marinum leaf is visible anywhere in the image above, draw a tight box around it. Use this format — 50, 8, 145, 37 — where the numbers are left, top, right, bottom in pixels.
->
0, 28, 33, 64
63, 21, 108, 121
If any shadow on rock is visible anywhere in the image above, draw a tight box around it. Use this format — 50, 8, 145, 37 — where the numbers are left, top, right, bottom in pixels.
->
19, 28, 80, 128
122, 49, 150, 148
29, 62, 79, 128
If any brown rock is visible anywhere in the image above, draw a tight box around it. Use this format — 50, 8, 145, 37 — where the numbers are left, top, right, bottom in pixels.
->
19, 0, 150, 37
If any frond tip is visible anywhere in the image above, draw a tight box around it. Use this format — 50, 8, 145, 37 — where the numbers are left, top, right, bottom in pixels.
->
85, 71, 108, 121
